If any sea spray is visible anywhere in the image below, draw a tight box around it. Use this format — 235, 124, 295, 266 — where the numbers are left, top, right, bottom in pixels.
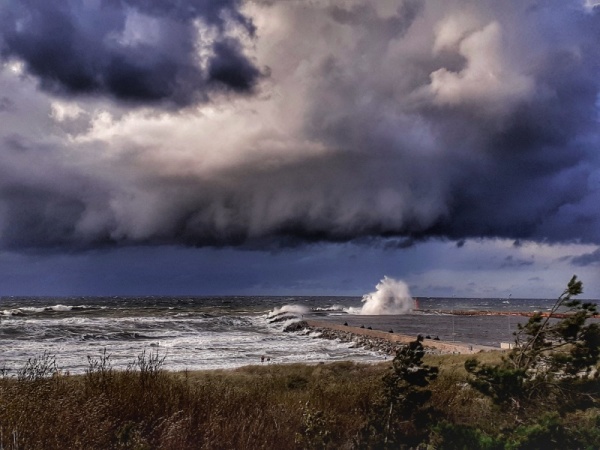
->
266, 304, 309, 325
268, 304, 309, 318
350, 276, 415, 315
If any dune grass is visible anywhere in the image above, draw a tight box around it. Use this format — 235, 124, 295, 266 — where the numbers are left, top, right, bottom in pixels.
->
0, 350, 597, 449
0, 355, 387, 449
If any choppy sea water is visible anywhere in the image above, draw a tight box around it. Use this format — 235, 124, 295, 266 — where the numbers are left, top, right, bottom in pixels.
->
1, 296, 598, 374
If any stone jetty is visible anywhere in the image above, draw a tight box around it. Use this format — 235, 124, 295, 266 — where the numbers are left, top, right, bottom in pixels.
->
286, 319, 496, 355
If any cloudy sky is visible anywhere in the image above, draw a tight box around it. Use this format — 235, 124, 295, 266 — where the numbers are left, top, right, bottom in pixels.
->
0, 0, 599, 298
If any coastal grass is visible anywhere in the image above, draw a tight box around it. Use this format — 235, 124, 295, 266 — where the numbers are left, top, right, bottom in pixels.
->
0, 357, 386, 449
0, 351, 598, 449
424, 349, 506, 377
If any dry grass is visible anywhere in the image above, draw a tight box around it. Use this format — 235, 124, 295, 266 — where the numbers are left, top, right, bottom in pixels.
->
0, 352, 597, 449
424, 349, 505, 375
0, 358, 386, 449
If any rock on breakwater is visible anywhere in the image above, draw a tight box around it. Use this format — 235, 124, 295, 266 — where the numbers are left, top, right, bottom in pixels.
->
311, 326, 404, 355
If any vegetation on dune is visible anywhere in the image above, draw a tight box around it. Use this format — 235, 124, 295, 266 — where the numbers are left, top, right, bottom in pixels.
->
465, 276, 600, 413
0, 277, 598, 449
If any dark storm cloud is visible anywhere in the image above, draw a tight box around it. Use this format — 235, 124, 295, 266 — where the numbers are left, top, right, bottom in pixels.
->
0, 0, 261, 106
301, 0, 600, 245
572, 248, 600, 267
0, 0, 600, 252
500, 256, 534, 269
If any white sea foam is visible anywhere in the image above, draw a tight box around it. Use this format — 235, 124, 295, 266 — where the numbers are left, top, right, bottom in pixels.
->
314, 304, 345, 312
278, 318, 303, 330
347, 276, 415, 315
1, 294, 396, 375
19, 307, 47, 313
268, 304, 309, 318
51, 305, 73, 311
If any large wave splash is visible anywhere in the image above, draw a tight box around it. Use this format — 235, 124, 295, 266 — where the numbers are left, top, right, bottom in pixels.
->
350, 276, 415, 315
268, 305, 308, 318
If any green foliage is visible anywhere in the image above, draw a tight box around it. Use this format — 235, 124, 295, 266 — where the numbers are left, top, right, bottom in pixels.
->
373, 336, 439, 448
431, 412, 600, 450
505, 413, 578, 450
385, 336, 439, 410
511, 275, 599, 379
465, 276, 600, 411
431, 421, 503, 450
294, 402, 333, 449
463, 359, 525, 405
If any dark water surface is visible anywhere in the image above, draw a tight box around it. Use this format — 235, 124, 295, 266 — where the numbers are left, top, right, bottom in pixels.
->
1, 296, 597, 373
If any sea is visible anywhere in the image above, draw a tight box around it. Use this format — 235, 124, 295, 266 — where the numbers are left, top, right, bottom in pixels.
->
1, 295, 598, 375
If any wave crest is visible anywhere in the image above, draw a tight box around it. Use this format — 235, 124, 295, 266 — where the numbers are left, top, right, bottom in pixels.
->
349, 276, 415, 315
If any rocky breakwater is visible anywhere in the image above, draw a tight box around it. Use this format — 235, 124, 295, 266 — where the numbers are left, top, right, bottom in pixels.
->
285, 321, 405, 355
285, 319, 490, 355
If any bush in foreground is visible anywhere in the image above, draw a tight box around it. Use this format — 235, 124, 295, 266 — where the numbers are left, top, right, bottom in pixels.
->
465, 276, 600, 417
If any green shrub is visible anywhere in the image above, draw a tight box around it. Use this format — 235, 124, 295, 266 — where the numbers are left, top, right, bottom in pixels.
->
465, 276, 600, 414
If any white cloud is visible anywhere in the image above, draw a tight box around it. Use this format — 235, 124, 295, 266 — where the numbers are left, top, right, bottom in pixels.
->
432, 12, 480, 53
50, 101, 85, 122
429, 21, 535, 115
583, 0, 600, 12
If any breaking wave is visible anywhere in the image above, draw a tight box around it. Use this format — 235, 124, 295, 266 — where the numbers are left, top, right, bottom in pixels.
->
347, 276, 415, 315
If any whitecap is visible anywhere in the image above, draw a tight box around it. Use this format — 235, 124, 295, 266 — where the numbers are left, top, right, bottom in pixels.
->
19, 307, 46, 313
268, 304, 309, 318
314, 304, 345, 312
50, 305, 73, 312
